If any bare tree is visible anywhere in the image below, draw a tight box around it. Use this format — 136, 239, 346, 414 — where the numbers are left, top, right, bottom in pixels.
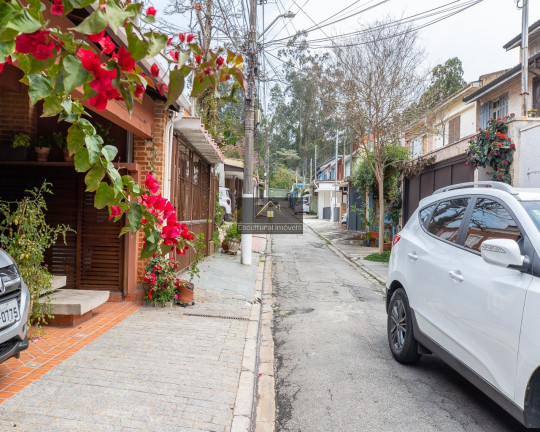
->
337, 19, 426, 253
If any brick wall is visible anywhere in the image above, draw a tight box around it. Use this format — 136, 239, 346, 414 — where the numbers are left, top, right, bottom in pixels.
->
0, 66, 38, 147
133, 100, 169, 285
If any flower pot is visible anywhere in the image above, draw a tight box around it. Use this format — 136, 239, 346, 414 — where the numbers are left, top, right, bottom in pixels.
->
177, 281, 194, 304
227, 239, 240, 254
222, 240, 229, 251
369, 238, 377, 248
383, 242, 392, 252
63, 150, 74, 162
369, 231, 379, 240
34, 147, 50, 162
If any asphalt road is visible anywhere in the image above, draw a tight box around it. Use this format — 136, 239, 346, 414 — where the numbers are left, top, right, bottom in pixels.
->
272, 224, 530, 432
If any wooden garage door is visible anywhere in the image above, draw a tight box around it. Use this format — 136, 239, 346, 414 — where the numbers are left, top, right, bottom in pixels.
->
403, 155, 473, 223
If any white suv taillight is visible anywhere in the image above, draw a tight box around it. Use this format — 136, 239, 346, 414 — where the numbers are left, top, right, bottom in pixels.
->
392, 234, 401, 246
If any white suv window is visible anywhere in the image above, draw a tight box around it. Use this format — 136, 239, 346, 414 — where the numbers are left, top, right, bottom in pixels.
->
427, 198, 469, 243
464, 198, 522, 252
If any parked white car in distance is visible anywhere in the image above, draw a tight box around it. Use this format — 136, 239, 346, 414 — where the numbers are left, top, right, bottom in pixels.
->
219, 187, 232, 221
386, 181, 540, 428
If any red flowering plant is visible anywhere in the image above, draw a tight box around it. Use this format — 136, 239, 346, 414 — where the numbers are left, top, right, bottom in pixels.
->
143, 253, 182, 305
465, 114, 516, 184
0, 0, 246, 257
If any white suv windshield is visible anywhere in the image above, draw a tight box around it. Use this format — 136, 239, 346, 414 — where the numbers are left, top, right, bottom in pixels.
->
522, 201, 540, 230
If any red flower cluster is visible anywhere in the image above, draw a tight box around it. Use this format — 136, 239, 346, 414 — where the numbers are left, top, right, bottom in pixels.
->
51, 0, 64, 15
15, 31, 55, 60
146, 6, 157, 16
109, 205, 122, 220
151, 63, 159, 78
112, 47, 135, 72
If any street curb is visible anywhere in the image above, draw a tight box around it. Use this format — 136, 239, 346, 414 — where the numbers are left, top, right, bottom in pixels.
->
231, 236, 274, 432
305, 223, 387, 294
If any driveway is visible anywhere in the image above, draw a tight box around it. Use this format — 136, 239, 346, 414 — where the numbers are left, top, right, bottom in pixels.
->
272, 226, 527, 432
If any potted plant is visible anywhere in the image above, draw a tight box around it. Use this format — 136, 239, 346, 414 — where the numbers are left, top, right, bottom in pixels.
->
225, 222, 241, 254
383, 236, 392, 251
177, 233, 206, 305
35, 136, 52, 162
9, 132, 31, 161
53, 132, 72, 162
143, 254, 179, 307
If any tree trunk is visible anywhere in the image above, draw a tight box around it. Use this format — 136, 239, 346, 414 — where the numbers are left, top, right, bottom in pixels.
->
377, 169, 385, 254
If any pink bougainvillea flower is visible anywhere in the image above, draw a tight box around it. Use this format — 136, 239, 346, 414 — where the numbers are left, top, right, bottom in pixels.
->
109, 205, 122, 220
134, 83, 145, 98
178, 33, 185, 43
187, 34, 194, 42
169, 50, 179, 62
157, 82, 168, 96
145, 173, 160, 194
88, 30, 105, 42
146, 6, 157, 16
113, 47, 135, 72
15, 31, 55, 60
51, 0, 64, 15
150, 63, 159, 78
99, 36, 115, 55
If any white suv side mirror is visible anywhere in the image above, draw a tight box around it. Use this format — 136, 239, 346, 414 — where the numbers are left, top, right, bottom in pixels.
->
480, 238, 524, 268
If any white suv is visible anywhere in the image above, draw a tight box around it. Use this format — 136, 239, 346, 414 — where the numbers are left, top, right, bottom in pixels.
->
386, 181, 540, 428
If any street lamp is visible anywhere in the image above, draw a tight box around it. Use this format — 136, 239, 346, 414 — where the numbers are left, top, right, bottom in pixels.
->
258, 11, 296, 41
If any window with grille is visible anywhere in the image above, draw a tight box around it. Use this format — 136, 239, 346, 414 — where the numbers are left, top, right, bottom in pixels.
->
448, 116, 461, 144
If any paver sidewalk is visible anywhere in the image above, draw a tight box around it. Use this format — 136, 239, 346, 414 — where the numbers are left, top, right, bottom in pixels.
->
303, 218, 389, 285
0, 245, 267, 432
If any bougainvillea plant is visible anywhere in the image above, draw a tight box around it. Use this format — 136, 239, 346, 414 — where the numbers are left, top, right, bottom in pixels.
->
0, 0, 246, 258
143, 253, 183, 305
465, 114, 516, 184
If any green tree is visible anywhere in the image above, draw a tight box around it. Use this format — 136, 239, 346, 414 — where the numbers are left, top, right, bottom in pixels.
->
270, 165, 296, 190
421, 57, 466, 109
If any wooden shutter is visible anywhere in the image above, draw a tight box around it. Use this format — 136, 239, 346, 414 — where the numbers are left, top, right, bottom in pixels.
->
78, 188, 123, 291
448, 116, 461, 144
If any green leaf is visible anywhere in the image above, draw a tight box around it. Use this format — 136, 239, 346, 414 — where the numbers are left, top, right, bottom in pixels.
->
145, 32, 168, 59
71, 9, 108, 35
63, 55, 89, 95
67, 124, 85, 155
85, 134, 103, 164
27, 74, 54, 105
84, 165, 105, 192
0, 41, 14, 63
230, 68, 247, 93
105, 0, 130, 32
109, 167, 123, 193
17, 54, 55, 74
128, 203, 142, 232
26, 0, 45, 12
127, 28, 147, 61
0, 3, 17, 28
0, 28, 18, 43
62, 0, 95, 15
141, 14, 155, 24
167, 69, 185, 106
101, 145, 118, 162
74, 147, 91, 172
191, 74, 210, 97
118, 83, 133, 113
42, 95, 63, 117
125, 3, 143, 17
6, 9, 42, 33
94, 182, 116, 209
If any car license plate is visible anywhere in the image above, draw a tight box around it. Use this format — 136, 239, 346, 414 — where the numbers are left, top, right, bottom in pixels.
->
0, 299, 19, 327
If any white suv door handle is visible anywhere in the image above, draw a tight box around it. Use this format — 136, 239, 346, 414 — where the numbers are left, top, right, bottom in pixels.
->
449, 270, 464, 282
408, 252, 418, 261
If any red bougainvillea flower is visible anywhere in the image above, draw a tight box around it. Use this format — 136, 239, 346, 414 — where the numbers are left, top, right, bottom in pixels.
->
98, 36, 115, 54
88, 30, 105, 42
216, 56, 224, 67
148, 291, 153, 299
113, 47, 135, 72
0, 55, 12, 74
194, 55, 202, 64
77, 48, 101, 74
167, 37, 173, 46
187, 34, 194, 42
15, 31, 55, 60
203, 67, 212, 75
145, 173, 160, 194
87, 68, 119, 110
146, 6, 157, 16
169, 50, 179, 62
178, 33, 185, 43
134, 83, 145, 98
109, 205, 122, 220
157, 82, 168, 96
51, 0, 64, 15
151, 63, 159, 78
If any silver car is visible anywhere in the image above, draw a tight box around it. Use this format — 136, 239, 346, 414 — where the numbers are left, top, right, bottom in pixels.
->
0, 250, 30, 364
294, 197, 309, 215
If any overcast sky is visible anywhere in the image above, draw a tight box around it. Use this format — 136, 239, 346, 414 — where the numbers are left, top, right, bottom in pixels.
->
258, 0, 539, 82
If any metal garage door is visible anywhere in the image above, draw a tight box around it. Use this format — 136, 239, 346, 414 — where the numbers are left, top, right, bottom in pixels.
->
403, 155, 473, 223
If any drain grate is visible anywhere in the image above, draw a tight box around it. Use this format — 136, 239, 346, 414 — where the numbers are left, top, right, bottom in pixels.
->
182, 313, 250, 321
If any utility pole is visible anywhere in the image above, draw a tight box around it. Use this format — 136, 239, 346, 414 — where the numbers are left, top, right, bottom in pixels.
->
314, 145, 317, 181
241, 0, 257, 266
521, 0, 529, 117
310, 157, 312, 183
332, 132, 339, 223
